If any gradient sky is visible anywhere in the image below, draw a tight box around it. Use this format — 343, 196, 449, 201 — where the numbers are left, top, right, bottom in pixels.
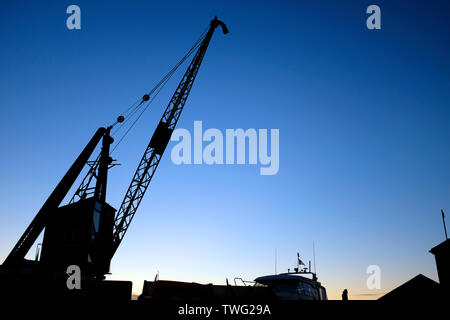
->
1, 0, 449, 300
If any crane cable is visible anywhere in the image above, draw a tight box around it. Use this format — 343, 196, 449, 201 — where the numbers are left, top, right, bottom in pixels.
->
72, 26, 209, 201
109, 26, 209, 154
111, 81, 166, 154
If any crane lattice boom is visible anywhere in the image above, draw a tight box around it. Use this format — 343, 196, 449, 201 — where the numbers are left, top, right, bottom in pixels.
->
111, 17, 228, 255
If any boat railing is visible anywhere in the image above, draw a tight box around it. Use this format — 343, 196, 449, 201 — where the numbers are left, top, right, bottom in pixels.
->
233, 277, 255, 286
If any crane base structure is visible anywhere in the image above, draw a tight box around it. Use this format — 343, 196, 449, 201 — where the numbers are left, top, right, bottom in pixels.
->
0, 127, 132, 301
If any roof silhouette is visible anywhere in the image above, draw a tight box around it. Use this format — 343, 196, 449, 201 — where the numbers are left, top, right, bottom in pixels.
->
379, 274, 439, 301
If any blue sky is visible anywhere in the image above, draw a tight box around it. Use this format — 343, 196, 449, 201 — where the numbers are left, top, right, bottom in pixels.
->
0, 0, 449, 299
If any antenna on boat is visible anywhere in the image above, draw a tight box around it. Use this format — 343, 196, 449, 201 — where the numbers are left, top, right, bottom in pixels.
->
275, 248, 278, 275
313, 241, 317, 274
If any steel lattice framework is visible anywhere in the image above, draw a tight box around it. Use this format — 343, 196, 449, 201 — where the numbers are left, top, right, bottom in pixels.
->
111, 17, 228, 255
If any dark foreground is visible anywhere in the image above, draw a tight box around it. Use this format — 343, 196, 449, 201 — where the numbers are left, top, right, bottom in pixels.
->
2, 298, 446, 319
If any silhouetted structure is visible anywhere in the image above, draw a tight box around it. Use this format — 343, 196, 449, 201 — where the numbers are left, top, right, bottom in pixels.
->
139, 258, 328, 301
140, 272, 328, 301
380, 238, 449, 301
429, 238, 450, 289
342, 289, 348, 301
139, 280, 276, 301
379, 274, 439, 301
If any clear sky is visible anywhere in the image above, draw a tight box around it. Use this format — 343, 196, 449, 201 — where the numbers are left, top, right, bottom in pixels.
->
0, 0, 449, 300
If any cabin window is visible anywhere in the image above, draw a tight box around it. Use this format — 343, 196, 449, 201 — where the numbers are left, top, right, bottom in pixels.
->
254, 282, 268, 287
306, 283, 319, 300
297, 282, 319, 300
296, 282, 307, 296
273, 283, 296, 294
319, 286, 328, 300
91, 201, 102, 240
93, 211, 100, 233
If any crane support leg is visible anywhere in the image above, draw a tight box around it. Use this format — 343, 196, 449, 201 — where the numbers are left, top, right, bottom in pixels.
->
3, 128, 107, 265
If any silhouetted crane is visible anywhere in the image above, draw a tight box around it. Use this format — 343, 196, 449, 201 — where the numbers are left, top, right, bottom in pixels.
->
2, 17, 228, 288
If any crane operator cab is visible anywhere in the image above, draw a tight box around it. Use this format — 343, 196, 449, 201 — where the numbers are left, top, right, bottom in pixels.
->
40, 198, 115, 279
